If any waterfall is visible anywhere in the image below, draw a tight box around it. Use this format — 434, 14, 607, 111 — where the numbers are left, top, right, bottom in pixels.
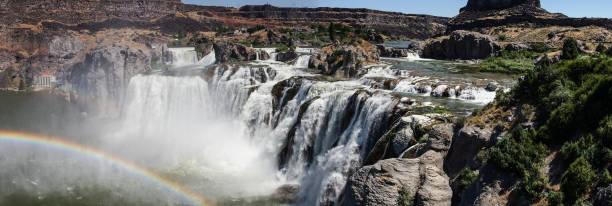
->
198, 49, 216, 67
168, 47, 198, 67
406, 52, 423, 61
115, 53, 508, 204
293, 55, 311, 68
117, 73, 284, 199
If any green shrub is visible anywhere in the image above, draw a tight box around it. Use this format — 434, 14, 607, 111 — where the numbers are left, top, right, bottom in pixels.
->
606, 47, 612, 57
561, 156, 596, 203
489, 126, 547, 175
398, 186, 415, 206
596, 44, 607, 53
456, 167, 478, 194
561, 38, 579, 60
547, 191, 564, 206
530, 42, 551, 53
498, 35, 507, 41
560, 135, 594, 164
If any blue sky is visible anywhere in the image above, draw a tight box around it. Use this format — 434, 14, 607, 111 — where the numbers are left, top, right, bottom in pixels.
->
182, 0, 612, 18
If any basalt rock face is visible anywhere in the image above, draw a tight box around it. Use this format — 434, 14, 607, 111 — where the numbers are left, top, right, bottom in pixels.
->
213, 41, 258, 63
449, 0, 612, 32
422, 30, 500, 60
228, 5, 449, 40
461, 0, 540, 11
67, 46, 157, 117
309, 41, 380, 78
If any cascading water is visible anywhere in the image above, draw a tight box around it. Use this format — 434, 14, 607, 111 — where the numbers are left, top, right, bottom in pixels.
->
198, 49, 216, 67
168, 47, 198, 67
294, 55, 311, 68
106, 50, 514, 205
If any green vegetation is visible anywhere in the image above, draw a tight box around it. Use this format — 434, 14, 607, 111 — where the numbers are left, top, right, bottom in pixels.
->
547, 191, 564, 206
484, 52, 612, 203
456, 167, 478, 195
561, 157, 596, 203
247, 25, 266, 34
489, 126, 548, 200
530, 42, 551, 53
398, 186, 415, 206
480, 50, 538, 74
606, 47, 612, 57
596, 44, 607, 53
561, 38, 579, 60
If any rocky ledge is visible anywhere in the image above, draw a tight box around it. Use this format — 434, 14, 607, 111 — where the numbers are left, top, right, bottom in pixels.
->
309, 40, 380, 78
422, 30, 500, 60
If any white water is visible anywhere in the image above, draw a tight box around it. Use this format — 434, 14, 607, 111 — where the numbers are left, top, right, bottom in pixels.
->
293, 55, 311, 68
256, 48, 278, 61
114, 74, 284, 199
198, 49, 216, 67
168, 47, 198, 67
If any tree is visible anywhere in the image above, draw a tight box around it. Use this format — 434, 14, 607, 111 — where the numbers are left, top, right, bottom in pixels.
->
328, 23, 335, 41
561, 38, 579, 60
561, 156, 595, 203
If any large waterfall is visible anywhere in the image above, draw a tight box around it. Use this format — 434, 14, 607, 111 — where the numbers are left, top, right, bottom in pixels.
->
111, 51, 514, 205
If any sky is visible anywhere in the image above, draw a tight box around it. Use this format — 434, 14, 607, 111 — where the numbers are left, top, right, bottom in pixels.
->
182, 0, 612, 18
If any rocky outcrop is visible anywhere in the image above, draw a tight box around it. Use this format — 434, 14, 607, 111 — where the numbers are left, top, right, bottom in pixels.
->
232, 5, 449, 40
377, 45, 409, 58
504, 42, 529, 51
49, 36, 85, 64
276, 51, 299, 63
423, 30, 500, 60
67, 46, 155, 117
213, 41, 258, 63
309, 41, 379, 78
461, 0, 540, 11
444, 124, 495, 177
343, 157, 452, 206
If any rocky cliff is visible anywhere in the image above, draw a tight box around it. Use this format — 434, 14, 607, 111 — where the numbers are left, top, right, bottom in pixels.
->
461, 0, 540, 11
218, 5, 450, 40
449, 0, 612, 32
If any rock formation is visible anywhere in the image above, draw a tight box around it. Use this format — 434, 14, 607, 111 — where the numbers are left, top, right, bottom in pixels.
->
461, 0, 541, 11
309, 41, 380, 78
67, 46, 158, 117
422, 30, 500, 60
213, 41, 258, 63
377, 45, 409, 58
343, 157, 452, 206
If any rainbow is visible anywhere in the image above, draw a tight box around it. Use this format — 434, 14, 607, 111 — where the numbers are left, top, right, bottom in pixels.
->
0, 130, 213, 206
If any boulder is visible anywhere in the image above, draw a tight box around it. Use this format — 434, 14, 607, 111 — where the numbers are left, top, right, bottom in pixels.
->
309, 41, 379, 78
343, 157, 452, 206
377, 45, 408, 58
276, 50, 299, 63
422, 30, 500, 60
422, 123, 454, 153
444, 124, 494, 177
213, 41, 257, 63
504, 43, 529, 51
